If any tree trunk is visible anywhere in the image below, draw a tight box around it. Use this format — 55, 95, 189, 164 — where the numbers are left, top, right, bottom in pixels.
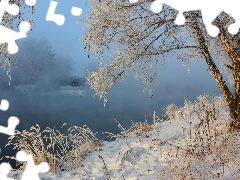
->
228, 98, 240, 131
187, 11, 240, 131
216, 14, 240, 131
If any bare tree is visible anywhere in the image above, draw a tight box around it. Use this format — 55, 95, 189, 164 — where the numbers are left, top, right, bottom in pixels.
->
14, 38, 56, 85
0, 0, 35, 76
82, 0, 240, 131
11, 38, 75, 91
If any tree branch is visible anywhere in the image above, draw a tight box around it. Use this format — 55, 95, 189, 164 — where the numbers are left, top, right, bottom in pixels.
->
112, 45, 200, 81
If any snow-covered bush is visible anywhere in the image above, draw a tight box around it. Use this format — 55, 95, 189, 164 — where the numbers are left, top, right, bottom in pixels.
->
5, 124, 101, 173
104, 111, 163, 141
165, 94, 228, 121
159, 97, 240, 179
164, 103, 178, 120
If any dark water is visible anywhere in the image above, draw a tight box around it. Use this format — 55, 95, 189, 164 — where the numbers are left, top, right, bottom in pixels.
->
0, 75, 221, 168
0, 88, 166, 167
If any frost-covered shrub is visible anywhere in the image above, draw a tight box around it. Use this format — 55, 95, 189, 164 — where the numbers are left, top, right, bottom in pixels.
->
159, 99, 239, 180
6, 124, 101, 173
164, 94, 228, 120
165, 104, 178, 120
164, 97, 195, 120
104, 112, 163, 141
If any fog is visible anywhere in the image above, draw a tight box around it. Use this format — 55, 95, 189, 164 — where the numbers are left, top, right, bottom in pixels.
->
0, 69, 220, 141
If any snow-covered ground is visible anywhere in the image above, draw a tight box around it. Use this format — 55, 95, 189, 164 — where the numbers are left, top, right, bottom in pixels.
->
46, 118, 199, 180
7, 103, 238, 180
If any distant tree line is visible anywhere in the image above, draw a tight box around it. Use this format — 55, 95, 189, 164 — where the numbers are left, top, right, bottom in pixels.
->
0, 38, 85, 91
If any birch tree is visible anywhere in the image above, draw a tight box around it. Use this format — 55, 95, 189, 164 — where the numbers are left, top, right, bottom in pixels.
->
82, 0, 240, 131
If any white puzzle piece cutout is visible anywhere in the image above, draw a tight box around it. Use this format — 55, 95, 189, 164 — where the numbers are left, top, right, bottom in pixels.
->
71, 6, 82, 16
46, 0, 65, 26
16, 151, 49, 180
0, 99, 9, 111
130, 0, 240, 36
0, 163, 14, 180
0, 100, 19, 136
0, 21, 31, 54
0, 0, 19, 23
25, 0, 36, 6
0, 116, 19, 136
0, 100, 19, 179
0, 0, 32, 54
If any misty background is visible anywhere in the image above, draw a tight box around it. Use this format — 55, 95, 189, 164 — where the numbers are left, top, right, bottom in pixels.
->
0, 0, 224, 166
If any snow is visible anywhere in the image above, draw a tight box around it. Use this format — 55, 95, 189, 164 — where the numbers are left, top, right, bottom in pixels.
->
8, 97, 239, 179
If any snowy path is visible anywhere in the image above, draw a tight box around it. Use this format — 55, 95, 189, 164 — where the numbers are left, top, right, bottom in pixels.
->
34, 118, 200, 180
